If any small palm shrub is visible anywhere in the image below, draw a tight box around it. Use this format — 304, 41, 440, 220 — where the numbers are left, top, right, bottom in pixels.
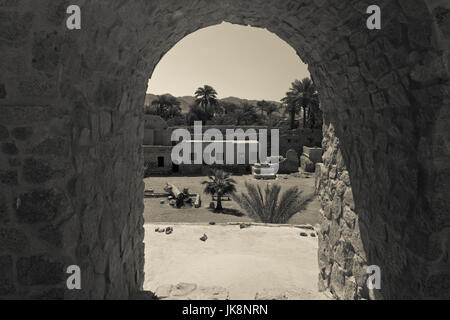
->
202, 169, 237, 212
233, 183, 308, 224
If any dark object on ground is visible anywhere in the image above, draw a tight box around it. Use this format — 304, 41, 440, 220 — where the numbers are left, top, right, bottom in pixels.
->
209, 222, 216, 225
240, 223, 251, 229
300, 232, 308, 237
164, 183, 189, 208
310, 233, 316, 237
165, 227, 173, 235
200, 234, 208, 242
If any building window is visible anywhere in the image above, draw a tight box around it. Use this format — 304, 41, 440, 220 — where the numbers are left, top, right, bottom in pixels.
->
157, 156, 165, 168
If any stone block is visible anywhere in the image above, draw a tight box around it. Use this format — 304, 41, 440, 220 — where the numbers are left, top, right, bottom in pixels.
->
38, 225, 62, 248
0, 170, 18, 186
340, 170, 351, 186
0, 12, 32, 42
0, 255, 15, 296
17, 256, 64, 286
315, 163, 324, 193
99, 112, 112, 136
342, 206, 356, 229
32, 31, 62, 73
343, 188, 355, 210
154, 285, 173, 299
16, 190, 65, 224
279, 149, 299, 174
335, 180, 346, 197
0, 228, 28, 254
0, 193, 8, 223
1, 142, 18, 155
301, 155, 315, 172
330, 264, 346, 298
0, 84, 6, 99
0, 125, 8, 140
343, 276, 358, 300
334, 241, 355, 272
303, 147, 323, 163
11, 127, 33, 140
23, 158, 57, 184
8, 158, 21, 167
331, 197, 342, 220
0, 256, 13, 278
0, 106, 61, 126
424, 273, 450, 299
32, 137, 67, 156
352, 254, 368, 289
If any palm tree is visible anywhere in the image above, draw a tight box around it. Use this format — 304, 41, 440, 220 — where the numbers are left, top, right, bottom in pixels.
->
257, 100, 268, 116
220, 101, 239, 115
306, 94, 322, 129
233, 183, 309, 224
282, 78, 318, 129
263, 102, 278, 127
264, 102, 278, 118
150, 94, 182, 120
202, 169, 237, 212
187, 104, 209, 125
240, 103, 259, 125
195, 85, 218, 115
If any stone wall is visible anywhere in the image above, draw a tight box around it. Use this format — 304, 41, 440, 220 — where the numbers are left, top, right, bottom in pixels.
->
0, 0, 146, 299
279, 128, 323, 157
0, 0, 449, 299
316, 122, 372, 300
143, 146, 173, 176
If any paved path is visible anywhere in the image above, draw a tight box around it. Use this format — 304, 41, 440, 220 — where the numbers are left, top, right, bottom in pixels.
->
144, 223, 330, 300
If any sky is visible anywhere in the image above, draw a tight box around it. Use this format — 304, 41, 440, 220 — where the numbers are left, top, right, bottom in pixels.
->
147, 22, 310, 102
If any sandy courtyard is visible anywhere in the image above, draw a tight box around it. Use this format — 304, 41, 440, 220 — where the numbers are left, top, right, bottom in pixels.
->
143, 223, 329, 300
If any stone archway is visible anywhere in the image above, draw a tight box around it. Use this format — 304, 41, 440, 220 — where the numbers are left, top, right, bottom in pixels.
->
0, 0, 449, 300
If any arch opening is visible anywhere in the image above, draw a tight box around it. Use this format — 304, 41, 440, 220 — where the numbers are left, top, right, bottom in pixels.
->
142, 22, 326, 300
0, 0, 449, 300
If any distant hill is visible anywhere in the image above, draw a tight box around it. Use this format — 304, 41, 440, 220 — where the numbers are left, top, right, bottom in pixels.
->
145, 93, 282, 114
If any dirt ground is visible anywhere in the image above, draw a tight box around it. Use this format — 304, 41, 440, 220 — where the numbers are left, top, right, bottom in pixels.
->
142, 172, 328, 300
143, 223, 329, 300
143, 172, 322, 226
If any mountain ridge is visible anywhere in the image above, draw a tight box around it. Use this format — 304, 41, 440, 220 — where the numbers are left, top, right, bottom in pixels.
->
145, 93, 282, 114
